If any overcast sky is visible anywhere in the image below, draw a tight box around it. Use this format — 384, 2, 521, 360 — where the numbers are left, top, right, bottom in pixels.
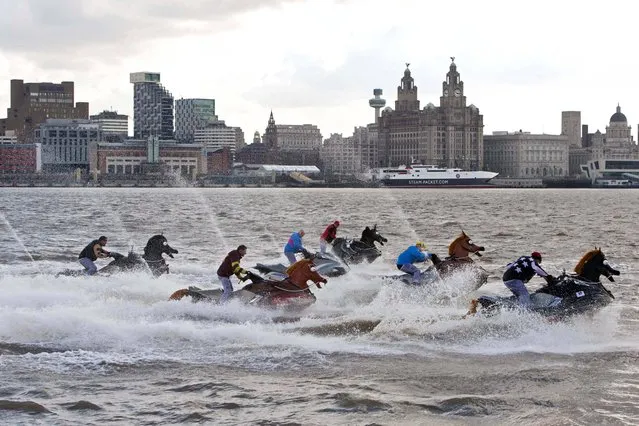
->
1, 0, 637, 140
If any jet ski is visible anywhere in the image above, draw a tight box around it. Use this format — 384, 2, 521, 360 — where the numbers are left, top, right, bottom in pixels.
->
168, 271, 318, 312
383, 265, 441, 286
468, 272, 616, 319
55, 251, 147, 277
254, 251, 348, 278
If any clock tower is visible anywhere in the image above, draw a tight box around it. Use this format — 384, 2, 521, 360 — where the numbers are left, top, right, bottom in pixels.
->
395, 63, 420, 112
441, 57, 466, 108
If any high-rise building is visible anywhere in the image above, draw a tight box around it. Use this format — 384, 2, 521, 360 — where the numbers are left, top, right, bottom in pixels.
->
4, 79, 89, 143
175, 98, 217, 142
130, 72, 174, 140
378, 59, 484, 169
561, 111, 581, 147
90, 110, 128, 140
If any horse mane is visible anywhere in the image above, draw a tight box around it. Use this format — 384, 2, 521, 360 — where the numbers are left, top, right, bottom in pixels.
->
448, 232, 468, 256
574, 248, 601, 275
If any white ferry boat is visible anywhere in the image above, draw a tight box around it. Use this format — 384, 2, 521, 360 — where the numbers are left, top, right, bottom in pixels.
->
374, 164, 499, 188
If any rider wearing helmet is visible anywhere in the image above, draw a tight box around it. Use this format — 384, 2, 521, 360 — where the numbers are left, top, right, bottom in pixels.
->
319, 220, 340, 254
502, 251, 555, 306
396, 241, 434, 285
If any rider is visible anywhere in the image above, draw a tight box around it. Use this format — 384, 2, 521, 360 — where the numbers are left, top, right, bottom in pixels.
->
284, 229, 307, 265
396, 241, 433, 284
216, 245, 249, 303
502, 251, 555, 306
286, 257, 328, 289
78, 236, 111, 275
319, 221, 340, 254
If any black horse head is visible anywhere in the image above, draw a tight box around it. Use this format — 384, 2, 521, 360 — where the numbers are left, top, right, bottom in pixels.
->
360, 224, 388, 247
144, 235, 178, 259
574, 247, 620, 283
143, 235, 179, 276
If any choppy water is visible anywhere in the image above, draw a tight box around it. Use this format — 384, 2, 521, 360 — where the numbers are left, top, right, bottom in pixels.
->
0, 188, 638, 425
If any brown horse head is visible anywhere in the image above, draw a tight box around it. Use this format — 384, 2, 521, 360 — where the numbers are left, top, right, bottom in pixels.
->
448, 231, 484, 258
286, 258, 328, 289
574, 247, 603, 276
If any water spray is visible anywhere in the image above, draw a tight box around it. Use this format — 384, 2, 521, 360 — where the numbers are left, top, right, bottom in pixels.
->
0, 211, 35, 262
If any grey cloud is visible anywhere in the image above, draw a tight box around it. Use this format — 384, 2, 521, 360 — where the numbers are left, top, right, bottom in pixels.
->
0, 0, 303, 55
245, 36, 448, 109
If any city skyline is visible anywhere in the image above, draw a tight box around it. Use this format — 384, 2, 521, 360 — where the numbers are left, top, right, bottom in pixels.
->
1, 0, 638, 139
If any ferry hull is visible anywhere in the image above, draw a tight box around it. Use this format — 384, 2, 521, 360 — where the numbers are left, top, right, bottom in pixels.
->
381, 178, 497, 188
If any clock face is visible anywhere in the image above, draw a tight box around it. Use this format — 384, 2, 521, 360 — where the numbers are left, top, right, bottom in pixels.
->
454, 89, 461, 97
443, 89, 449, 97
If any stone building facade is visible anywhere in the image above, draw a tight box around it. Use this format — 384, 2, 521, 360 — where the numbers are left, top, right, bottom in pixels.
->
484, 131, 569, 178
377, 59, 483, 169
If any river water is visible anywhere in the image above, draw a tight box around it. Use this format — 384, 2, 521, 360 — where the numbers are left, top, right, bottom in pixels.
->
0, 188, 637, 425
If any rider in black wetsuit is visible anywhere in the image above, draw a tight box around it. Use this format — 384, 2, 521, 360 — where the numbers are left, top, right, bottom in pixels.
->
78, 236, 111, 275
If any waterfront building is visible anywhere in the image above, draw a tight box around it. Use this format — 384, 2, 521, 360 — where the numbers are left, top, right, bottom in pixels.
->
3, 79, 88, 143
377, 59, 483, 169
130, 72, 174, 140
175, 98, 217, 143
484, 130, 569, 178
194, 122, 244, 152
262, 111, 322, 152
92, 139, 205, 177
561, 111, 581, 147
0, 130, 18, 144
0, 143, 41, 173
597, 105, 636, 159
206, 147, 233, 174
320, 133, 360, 176
35, 119, 101, 173
237, 112, 320, 166
90, 110, 128, 141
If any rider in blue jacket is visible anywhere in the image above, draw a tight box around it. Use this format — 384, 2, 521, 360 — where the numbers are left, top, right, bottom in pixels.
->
284, 230, 307, 264
397, 241, 432, 284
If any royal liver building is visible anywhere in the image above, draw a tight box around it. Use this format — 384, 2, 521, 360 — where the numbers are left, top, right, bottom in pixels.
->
377, 59, 484, 169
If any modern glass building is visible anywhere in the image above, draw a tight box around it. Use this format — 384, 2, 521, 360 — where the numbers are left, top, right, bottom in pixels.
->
130, 72, 174, 140
175, 98, 217, 143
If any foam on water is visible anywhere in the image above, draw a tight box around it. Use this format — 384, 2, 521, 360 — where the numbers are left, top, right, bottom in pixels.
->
1, 188, 637, 382
1, 253, 632, 376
